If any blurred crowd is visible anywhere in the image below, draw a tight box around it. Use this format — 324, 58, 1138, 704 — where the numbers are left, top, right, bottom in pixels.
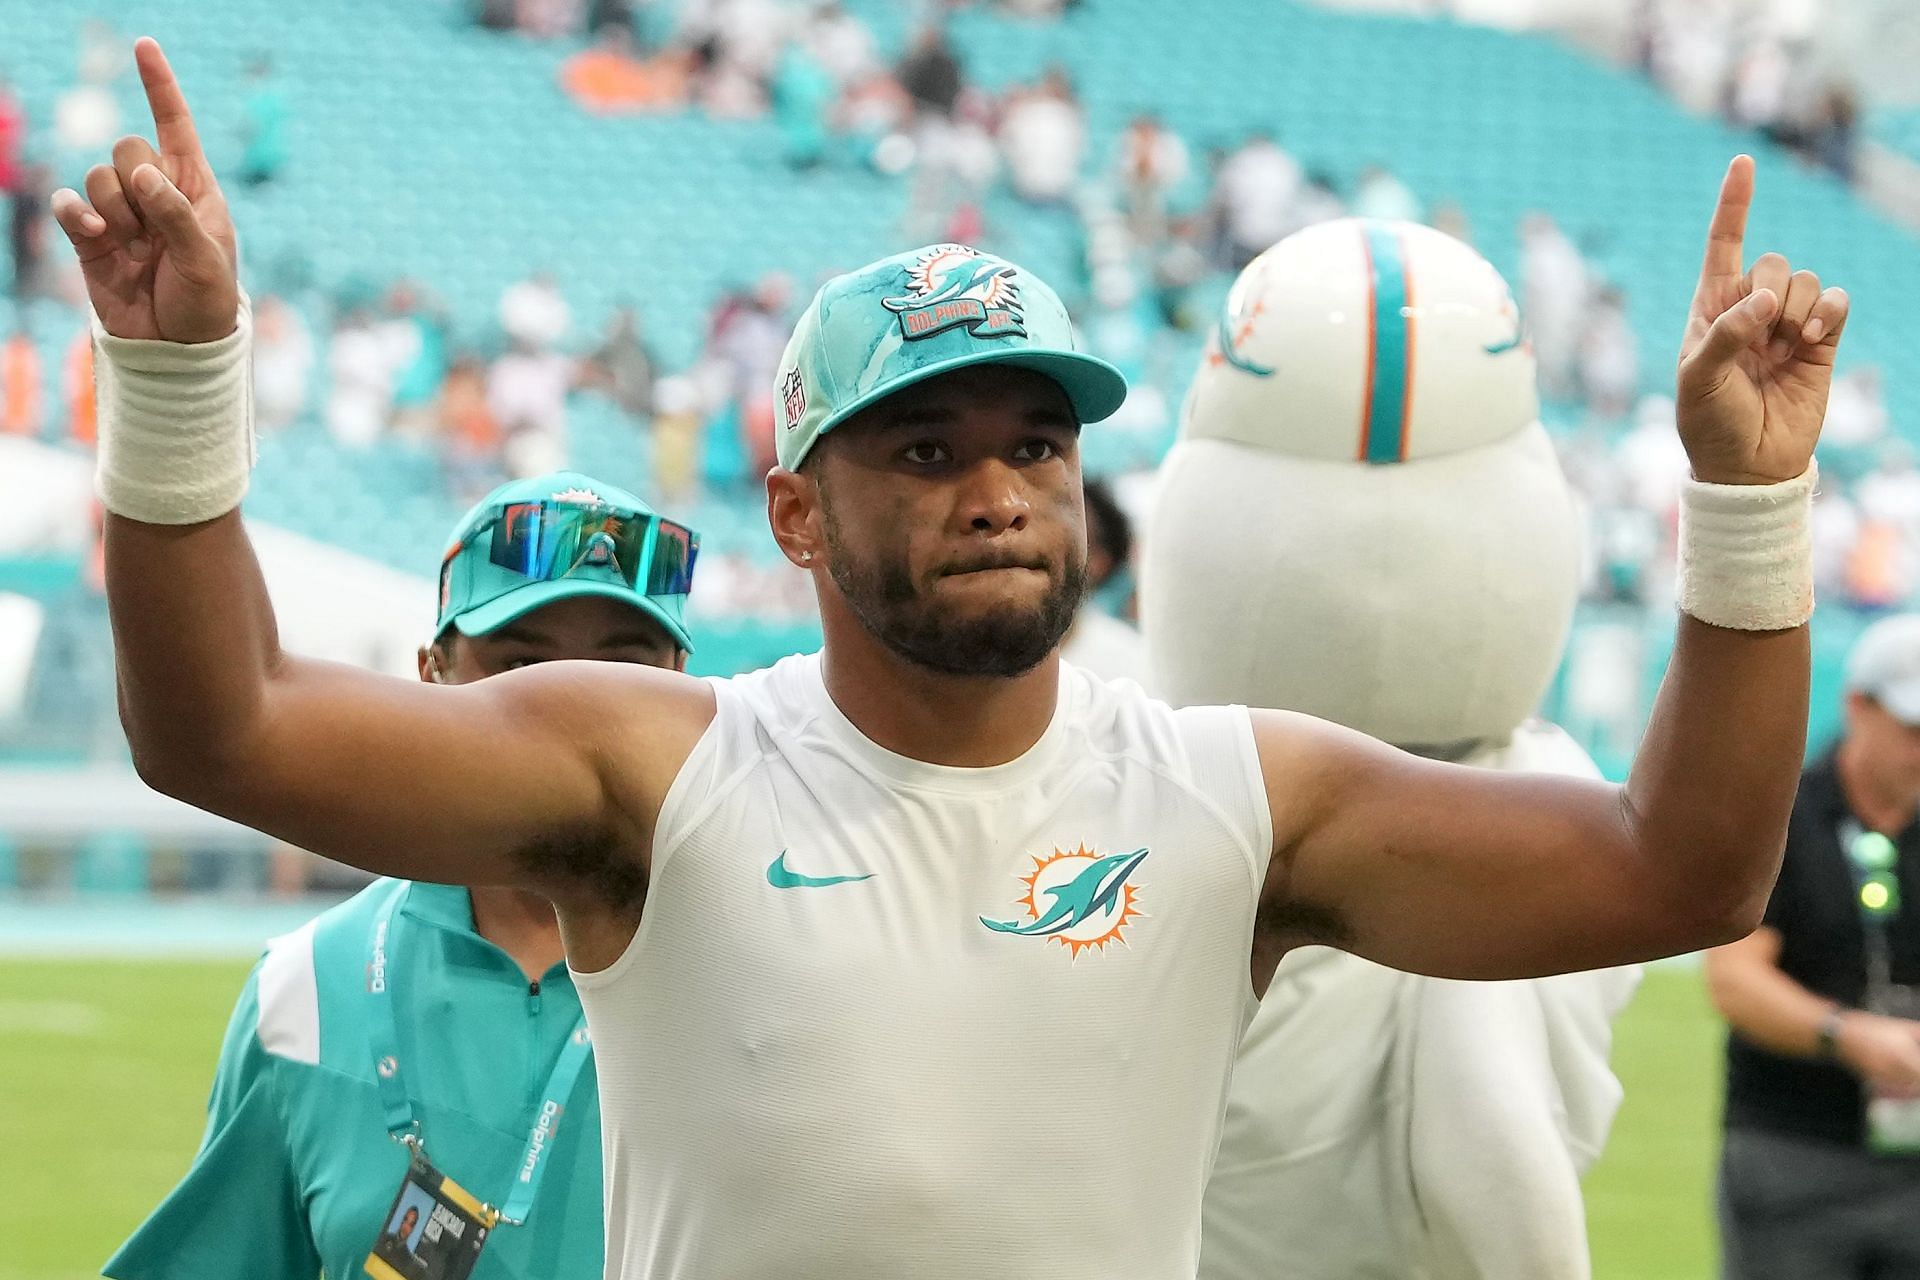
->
0, 0, 1910, 630
1560, 372, 1907, 615
1630, 0, 1860, 183
1, 22, 287, 289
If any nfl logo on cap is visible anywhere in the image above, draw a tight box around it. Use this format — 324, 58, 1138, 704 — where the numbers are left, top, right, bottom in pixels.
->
782, 369, 807, 432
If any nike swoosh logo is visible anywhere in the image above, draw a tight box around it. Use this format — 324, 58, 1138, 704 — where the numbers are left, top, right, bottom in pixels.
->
766, 851, 874, 890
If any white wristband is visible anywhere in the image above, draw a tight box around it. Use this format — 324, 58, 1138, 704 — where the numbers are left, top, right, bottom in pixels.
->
1677, 462, 1817, 631
94, 293, 257, 525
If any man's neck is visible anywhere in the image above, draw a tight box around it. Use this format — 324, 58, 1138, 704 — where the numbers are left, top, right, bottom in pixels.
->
467, 886, 567, 984
1836, 737, 1917, 836
819, 624, 1060, 768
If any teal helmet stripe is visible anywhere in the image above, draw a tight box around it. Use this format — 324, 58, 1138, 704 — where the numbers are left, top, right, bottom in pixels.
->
1359, 222, 1415, 465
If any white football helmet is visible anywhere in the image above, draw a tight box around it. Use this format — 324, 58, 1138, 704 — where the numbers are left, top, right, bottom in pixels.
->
1144, 218, 1582, 749
1183, 218, 1537, 463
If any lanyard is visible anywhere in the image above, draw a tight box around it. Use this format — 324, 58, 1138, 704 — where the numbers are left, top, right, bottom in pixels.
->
367, 883, 594, 1226
1836, 818, 1904, 995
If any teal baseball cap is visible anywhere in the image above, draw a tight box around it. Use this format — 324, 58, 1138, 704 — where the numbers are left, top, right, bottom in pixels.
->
773, 243, 1130, 471
435, 471, 699, 652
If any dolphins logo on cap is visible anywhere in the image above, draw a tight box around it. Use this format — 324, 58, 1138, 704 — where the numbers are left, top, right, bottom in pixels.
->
883, 244, 1027, 342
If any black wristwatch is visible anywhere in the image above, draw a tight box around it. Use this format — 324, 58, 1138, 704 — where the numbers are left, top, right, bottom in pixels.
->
1816, 1006, 1848, 1060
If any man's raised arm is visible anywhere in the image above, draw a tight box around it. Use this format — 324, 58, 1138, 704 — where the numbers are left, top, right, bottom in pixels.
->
51, 40, 710, 891
1256, 155, 1849, 980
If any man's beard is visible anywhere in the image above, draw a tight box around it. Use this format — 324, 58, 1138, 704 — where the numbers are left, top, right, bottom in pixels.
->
822, 508, 1085, 678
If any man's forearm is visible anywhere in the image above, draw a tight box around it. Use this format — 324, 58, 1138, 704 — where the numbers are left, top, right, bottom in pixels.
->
106, 510, 283, 787
1705, 946, 1836, 1059
1623, 618, 1808, 932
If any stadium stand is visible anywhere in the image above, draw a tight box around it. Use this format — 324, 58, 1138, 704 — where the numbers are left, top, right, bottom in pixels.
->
0, 0, 1911, 776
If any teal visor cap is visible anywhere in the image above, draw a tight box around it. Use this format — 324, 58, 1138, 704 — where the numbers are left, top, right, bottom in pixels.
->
773, 244, 1130, 471
435, 471, 698, 652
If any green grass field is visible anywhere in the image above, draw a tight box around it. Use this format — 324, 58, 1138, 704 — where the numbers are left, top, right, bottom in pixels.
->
0, 959, 1724, 1280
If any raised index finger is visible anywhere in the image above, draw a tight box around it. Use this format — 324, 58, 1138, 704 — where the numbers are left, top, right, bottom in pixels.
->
134, 37, 204, 161
1698, 154, 1755, 291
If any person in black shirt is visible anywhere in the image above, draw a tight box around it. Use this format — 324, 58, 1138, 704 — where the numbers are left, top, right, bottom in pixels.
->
896, 24, 963, 120
1707, 614, 1920, 1280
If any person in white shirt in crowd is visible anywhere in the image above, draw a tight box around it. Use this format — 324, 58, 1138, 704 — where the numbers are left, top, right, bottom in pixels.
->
325, 305, 397, 449
1351, 164, 1423, 225
1855, 442, 1920, 588
1859, 443, 1920, 534
372, 283, 431, 431
1213, 129, 1302, 267
840, 70, 912, 174
998, 65, 1085, 207
947, 91, 1002, 197
1730, 34, 1793, 132
1812, 482, 1865, 607
487, 337, 575, 478
1647, 0, 1737, 116
1521, 211, 1590, 400
1823, 365, 1889, 453
251, 293, 313, 431
1113, 113, 1188, 247
1596, 394, 1691, 602
488, 271, 575, 474
1580, 285, 1640, 421
803, 2, 878, 92
1614, 393, 1689, 522
708, 273, 792, 424
1083, 262, 1150, 384
499, 269, 570, 352
54, 22, 125, 175
680, 0, 787, 119
907, 89, 999, 244
702, 0, 792, 84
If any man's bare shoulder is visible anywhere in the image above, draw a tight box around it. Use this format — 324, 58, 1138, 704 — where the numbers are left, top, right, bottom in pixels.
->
1245, 706, 1359, 778
1243, 706, 1403, 862
482, 658, 717, 802
494, 658, 718, 731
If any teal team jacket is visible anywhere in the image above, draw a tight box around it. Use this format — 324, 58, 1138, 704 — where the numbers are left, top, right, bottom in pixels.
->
105, 879, 606, 1280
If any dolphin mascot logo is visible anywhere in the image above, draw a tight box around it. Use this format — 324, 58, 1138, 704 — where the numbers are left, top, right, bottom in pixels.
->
980, 848, 1150, 936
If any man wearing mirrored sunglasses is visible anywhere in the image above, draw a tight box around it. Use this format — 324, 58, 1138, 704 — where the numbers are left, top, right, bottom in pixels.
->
72, 46, 1848, 1280
105, 472, 698, 1280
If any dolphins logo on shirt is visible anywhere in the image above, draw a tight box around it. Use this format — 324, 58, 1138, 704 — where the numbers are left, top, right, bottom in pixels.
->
980, 845, 1149, 958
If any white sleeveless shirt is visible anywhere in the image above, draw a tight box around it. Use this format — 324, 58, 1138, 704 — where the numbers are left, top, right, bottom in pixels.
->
574, 652, 1271, 1280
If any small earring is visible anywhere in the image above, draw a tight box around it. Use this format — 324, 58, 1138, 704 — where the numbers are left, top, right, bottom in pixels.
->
800, 551, 814, 563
